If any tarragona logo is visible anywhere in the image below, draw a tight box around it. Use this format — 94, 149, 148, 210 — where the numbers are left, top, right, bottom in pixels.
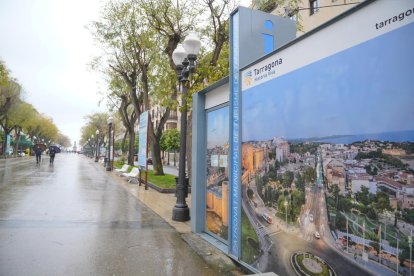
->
243, 70, 253, 87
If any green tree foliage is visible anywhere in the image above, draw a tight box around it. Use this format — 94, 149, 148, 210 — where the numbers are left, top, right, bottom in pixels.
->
282, 171, 294, 188
335, 213, 347, 231
402, 209, 414, 224
338, 197, 353, 212
107, 75, 138, 165
355, 186, 371, 206
91, 0, 189, 174
277, 196, 289, 220
290, 190, 305, 221
160, 128, 180, 153
295, 172, 305, 191
330, 184, 340, 208
268, 164, 278, 180
80, 112, 110, 147
0, 80, 21, 125
256, 174, 264, 198
290, 142, 320, 155
357, 150, 408, 170
9, 102, 38, 155
0, 61, 63, 154
373, 192, 392, 213
399, 142, 414, 154
302, 166, 316, 185
160, 128, 180, 165
0, 60, 9, 85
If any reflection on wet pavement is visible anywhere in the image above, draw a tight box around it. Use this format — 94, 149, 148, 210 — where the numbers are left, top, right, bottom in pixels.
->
0, 154, 217, 275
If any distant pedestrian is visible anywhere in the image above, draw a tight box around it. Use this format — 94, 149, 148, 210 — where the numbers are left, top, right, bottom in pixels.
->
49, 147, 56, 165
34, 145, 42, 164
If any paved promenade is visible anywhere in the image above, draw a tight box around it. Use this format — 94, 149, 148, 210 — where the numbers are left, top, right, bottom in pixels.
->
0, 154, 240, 275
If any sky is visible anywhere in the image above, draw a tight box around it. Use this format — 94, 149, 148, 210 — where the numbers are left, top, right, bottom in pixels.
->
0, 0, 108, 146
207, 106, 229, 148
0, 0, 251, 146
242, 22, 414, 142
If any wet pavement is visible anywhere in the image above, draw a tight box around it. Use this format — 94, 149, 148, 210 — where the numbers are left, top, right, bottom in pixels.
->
0, 154, 218, 275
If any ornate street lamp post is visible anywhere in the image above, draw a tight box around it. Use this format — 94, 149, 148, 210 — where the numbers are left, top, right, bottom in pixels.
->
106, 116, 113, 171
91, 135, 94, 158
171, 32, 201, 222
95, 129, 100, 162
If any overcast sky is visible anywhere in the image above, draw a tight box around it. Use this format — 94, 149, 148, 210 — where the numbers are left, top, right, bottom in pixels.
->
0, 0, 107, 146
0, 0, 250, 146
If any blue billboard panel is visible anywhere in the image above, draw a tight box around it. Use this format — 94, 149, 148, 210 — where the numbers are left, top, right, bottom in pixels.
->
5, 134, 11, 155
239, 1, 414, 275
138, 111, 148, 168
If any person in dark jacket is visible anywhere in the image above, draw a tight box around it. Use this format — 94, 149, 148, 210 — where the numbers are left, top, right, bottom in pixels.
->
49, 147, 56, 164
34, 145, 42, 164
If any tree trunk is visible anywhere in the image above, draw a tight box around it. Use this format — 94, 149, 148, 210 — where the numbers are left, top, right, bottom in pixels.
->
147, 107, 171, 176
150, 138, 164, 175
13, 131, 21, 157
121, 131, 128, 154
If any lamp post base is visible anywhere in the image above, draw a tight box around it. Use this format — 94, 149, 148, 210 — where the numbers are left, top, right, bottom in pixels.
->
172, 204, 190, 222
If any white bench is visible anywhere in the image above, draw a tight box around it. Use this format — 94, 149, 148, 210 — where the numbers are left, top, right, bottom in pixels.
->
115, 164, 130, 175
122, 167, 139, 183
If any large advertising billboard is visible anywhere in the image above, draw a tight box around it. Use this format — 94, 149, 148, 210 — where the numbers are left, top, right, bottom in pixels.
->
239, 1, 414, 275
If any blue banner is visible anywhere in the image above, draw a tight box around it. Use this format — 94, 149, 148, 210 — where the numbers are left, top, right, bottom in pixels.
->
229, 10, 241, 258
6, 134, 11, 155
138, 111, 148, 168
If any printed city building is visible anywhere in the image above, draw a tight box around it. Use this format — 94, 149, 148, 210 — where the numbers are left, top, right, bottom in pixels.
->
325, 160, 346, 194
400, 195, 414, 209
206, 181, 229, 226
396, 172, 414, 184
349, 173, 377, 194
272, 137, 290, 162
242, 144, 265, 173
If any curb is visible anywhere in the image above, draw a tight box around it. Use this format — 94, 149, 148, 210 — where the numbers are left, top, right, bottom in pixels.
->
141, 180, 191, 194
181, 233, 244, 275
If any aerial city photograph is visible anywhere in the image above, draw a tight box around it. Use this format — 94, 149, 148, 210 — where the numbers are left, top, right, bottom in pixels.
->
206, 106, 230, 241
241, 19, 414, 275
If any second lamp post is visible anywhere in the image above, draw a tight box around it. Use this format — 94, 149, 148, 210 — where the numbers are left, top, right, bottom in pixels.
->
171, 32, 201, 222
106, 116, 113, 171
95, 129, 100, 162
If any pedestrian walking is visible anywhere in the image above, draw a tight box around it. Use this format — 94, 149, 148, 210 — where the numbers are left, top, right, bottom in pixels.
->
49, 146, 56, 165
34, 145, 42, 164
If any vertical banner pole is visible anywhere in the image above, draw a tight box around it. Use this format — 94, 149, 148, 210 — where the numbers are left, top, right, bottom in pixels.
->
229, 9, 241, 258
